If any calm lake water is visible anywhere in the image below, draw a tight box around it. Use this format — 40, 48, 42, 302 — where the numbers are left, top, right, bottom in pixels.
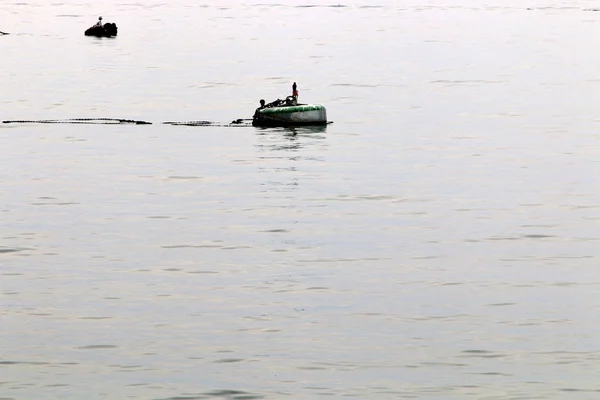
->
2, 1, 600, 399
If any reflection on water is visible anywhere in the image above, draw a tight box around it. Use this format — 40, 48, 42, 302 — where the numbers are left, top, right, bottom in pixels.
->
254, 126, 327, 155
253, 123, 328, 136
253, 127, 327, 205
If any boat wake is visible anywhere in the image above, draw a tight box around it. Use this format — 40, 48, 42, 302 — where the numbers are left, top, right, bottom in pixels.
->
163, 119, 253, 127
2, 117, 329, 128
2, 118, 151, 125
1, 118, 254, 127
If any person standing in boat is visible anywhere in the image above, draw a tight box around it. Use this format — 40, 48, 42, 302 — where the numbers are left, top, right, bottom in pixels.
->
292, 82, 298, 104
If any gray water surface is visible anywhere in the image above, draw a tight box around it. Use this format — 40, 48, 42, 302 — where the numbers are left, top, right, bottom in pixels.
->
2, 1, 600, 399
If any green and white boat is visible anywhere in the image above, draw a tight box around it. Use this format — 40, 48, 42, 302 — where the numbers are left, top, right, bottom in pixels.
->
252, 101, 327, 127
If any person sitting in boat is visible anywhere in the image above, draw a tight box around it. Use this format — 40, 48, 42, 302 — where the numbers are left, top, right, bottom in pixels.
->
253, 99, 266, 117
265, 99, 283, 108
94, 16, 103, 28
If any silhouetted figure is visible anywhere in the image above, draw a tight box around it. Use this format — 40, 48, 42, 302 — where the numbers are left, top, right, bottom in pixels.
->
254, 99, 266, 118
292, 82, 298, 104
94, 16, 103, 27
265, 99, 283, 108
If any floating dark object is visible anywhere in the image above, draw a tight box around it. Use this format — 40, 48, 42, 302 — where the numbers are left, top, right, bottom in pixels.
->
85, 22, 117, 38
0, 31, 9, 35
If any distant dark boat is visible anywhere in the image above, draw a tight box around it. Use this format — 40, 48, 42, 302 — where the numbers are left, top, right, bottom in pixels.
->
0, 31, 9, 35
85, 22, 117, 38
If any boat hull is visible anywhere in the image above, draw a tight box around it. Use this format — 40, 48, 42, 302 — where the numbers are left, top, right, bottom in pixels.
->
253, 104, 327, 127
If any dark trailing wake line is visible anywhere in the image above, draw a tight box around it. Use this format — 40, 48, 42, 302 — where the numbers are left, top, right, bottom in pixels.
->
2, 118, 152, 125
2, 117, 329, 128
163, 119, 253, 127
2, 117, 255, 127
